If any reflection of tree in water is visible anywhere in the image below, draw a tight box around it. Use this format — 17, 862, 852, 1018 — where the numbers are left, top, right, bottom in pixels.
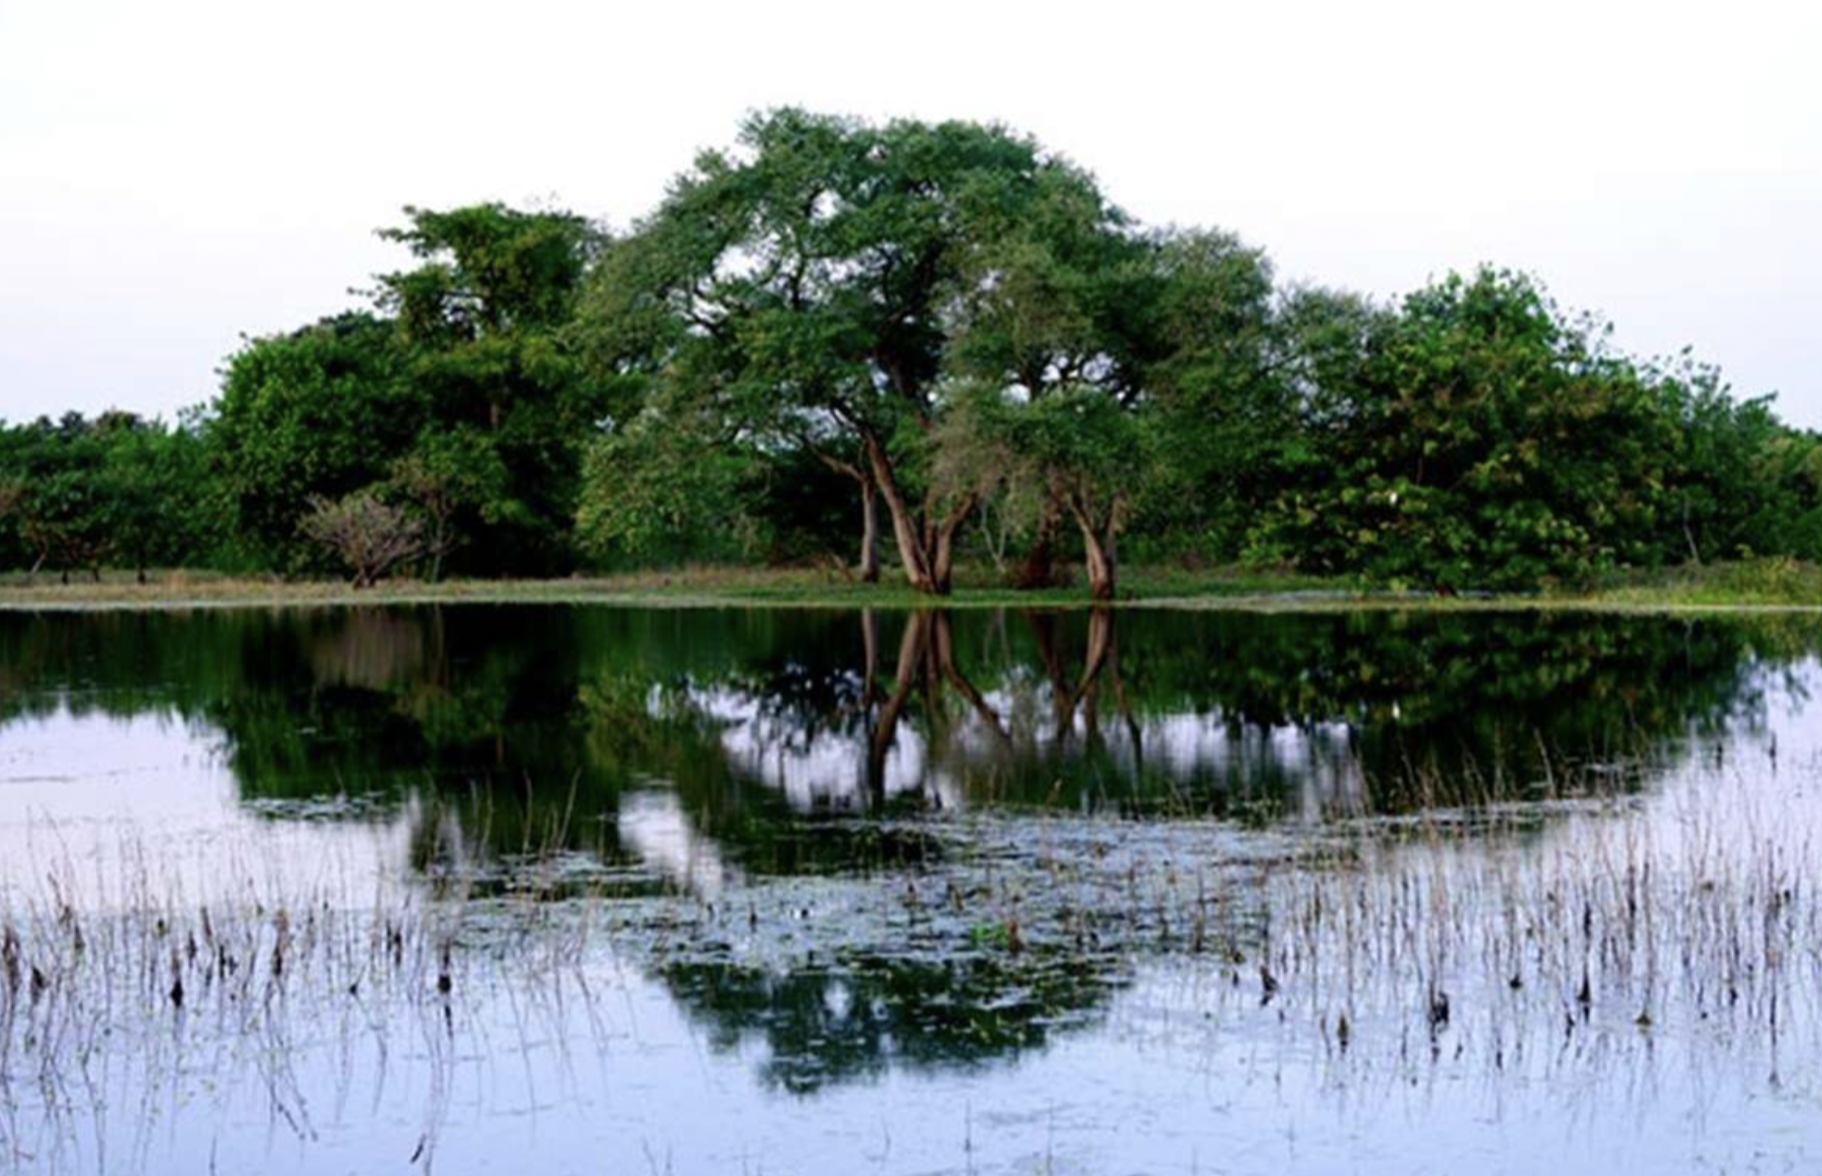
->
659, 951, 1120, 1094
690, 608, 1122, 813
675, 607, 1810, 821
0, 605, 1816, 861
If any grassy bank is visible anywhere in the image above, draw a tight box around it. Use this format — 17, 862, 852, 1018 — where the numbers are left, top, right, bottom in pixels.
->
1, 559, 1819, 612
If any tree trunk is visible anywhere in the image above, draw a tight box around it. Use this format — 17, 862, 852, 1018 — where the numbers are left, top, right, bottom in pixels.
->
1025, 612, 1076, 741
929, 501, 976, 595
867, 611, 930, 796
429, 516, 447, 583
856, 475, 880, 583
860, 608, 879, 706
1075, 510, 1117, 601
862, 431, 936, 592
1063, 490, 1124, 603
1077, 607, 1115, 696
932, 612, 1011, 747
861, 429, 979, 596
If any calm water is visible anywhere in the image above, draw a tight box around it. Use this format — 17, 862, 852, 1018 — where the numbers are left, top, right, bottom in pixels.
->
2, 605, 1821, 1174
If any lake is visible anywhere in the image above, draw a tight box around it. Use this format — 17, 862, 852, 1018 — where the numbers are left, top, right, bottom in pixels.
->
2, 604, 1820, 1175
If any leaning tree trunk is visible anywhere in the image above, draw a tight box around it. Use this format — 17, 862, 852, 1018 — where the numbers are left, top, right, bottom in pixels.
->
862, 432, 936, 592
1068, 495, 1123, 602
860, 429, 980, 596
867, 611, 931, 795
931, 612, 1011, 747
859, 608, 880, 705
1080, 528, 1115, 601
927, 495, 978, 595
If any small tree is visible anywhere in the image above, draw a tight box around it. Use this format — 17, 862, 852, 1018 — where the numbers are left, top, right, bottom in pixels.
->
940, 385, 1145, 601
299, 489, 424, 587
1020, 392, 1145, 601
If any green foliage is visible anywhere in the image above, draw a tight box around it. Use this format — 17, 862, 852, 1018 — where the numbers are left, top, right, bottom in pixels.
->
7, 113, 1819, 595
1653, 361, 1822, 564
1138, 231, 1284, 557
1253, 269, 1687, 589
572, 108, 1144, 592
213, 313, 421, 571
209, 203, 607, 577
575, 408, 763, 566
388, 426, 512, 580
0, 413, 114, 578
374, 203, 607, 574
0, 412, 224, 579
946, 384, 1146, 524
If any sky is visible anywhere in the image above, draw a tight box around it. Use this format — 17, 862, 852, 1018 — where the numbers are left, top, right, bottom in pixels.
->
2, 0, 1819, 427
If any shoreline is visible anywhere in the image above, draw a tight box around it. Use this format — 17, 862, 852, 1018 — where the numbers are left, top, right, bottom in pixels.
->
2, 566, 1819, 614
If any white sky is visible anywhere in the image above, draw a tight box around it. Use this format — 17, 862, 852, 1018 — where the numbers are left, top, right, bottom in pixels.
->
2, 0, 1818, 427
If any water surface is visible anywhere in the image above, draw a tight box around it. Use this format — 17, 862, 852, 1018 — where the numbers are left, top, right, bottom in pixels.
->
2, 605, 1819, 1174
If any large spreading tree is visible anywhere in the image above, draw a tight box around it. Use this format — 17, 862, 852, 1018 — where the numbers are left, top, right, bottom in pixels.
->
576, 109, 1146, 594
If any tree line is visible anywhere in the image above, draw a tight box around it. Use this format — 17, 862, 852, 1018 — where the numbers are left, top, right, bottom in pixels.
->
5, 109, 1820, 594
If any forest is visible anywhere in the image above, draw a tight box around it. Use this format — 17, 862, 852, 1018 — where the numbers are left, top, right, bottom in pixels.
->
4, 109, 1819, 596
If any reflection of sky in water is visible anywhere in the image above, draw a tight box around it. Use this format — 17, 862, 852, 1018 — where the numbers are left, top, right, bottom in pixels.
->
616, 787, 730, 896
2, 653, 1817, 902
0, 710, 412, 908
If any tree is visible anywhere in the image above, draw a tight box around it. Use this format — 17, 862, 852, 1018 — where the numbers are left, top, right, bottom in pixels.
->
576, 109, 1134, 594
943, 385, 1148, 600
298, 489, 424, 587
375, 203, 606, 574
0, 411, 226, 581
1140, 231, 1286, 562
95, 411, 224, 580
212, 204, 606, 578
1652, 358, 1822, 565
1253, 269, 1674, 589
214, 313, 421, 571
574, 392, 763, 566
939, 168, 1160, 587
0, 413, 116, 582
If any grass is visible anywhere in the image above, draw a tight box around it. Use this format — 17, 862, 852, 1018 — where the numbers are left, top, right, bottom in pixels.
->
0, 558, 1819, 612
0, 563, 1327, 611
